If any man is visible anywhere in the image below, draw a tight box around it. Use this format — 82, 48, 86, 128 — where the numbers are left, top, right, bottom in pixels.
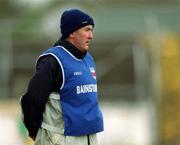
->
20, 9, 104, 145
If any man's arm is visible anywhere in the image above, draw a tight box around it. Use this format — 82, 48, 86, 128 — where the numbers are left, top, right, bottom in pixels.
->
20, 55, 61, 139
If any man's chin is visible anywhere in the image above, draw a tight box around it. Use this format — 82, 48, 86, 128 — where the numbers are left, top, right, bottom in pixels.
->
83, 46, 89, 50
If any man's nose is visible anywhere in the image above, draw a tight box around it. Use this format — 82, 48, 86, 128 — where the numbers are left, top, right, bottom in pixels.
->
88, 31, 93, 39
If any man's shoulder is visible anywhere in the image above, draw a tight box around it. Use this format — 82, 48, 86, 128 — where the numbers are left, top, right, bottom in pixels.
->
44, 46, 63, 53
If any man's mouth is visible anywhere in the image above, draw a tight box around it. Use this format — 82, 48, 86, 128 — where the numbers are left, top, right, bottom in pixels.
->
86, 41, 90, 44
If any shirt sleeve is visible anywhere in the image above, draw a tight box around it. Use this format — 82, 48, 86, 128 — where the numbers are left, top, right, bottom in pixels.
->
20, 55, 62, 139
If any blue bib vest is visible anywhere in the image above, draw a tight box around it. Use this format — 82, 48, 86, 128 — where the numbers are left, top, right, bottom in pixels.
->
38, 46, 104, 136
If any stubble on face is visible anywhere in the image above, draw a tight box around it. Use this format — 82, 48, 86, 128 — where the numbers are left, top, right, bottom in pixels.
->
70, 25, 93, 52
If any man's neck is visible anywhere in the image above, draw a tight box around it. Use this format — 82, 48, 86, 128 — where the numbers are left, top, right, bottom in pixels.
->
56, 39, 87, 59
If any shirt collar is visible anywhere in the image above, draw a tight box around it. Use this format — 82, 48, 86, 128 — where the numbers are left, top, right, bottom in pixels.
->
54, 39, 87, 59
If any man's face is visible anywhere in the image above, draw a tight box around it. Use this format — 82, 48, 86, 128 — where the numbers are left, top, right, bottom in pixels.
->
70, 25, 93, 52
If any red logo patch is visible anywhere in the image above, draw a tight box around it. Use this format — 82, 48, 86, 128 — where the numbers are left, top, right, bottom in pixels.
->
90, 67, 96, 80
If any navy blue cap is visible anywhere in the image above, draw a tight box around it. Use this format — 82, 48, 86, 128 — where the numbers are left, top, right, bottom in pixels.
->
60, 9, 94, 39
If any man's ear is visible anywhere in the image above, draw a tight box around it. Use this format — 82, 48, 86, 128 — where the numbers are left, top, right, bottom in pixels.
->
69, 32, 75, 38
